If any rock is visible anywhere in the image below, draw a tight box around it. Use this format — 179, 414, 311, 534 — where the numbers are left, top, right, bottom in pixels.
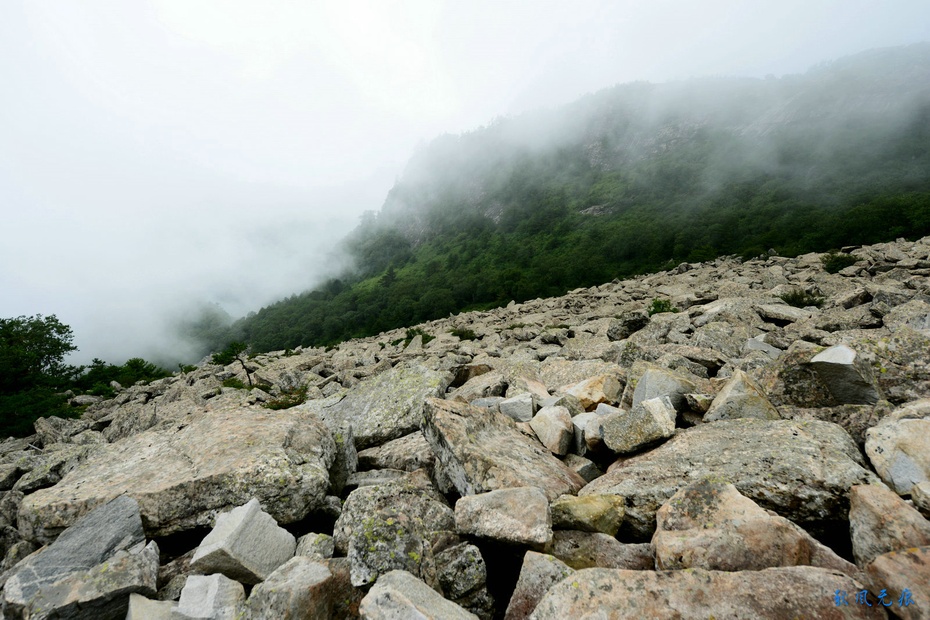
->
626, 364, 698, 411
18, 408, 335, 542
864, 547, 929, 618
33, 416, 90, 446
561, 375, 623, 410
865, 417, 930, 494
528, 406, 573, 455
582, 419, 879, 540
455, 487, 552, 549
503, 551, 574, 620
172, 574, 245, 620
606, 310, 650, 341
849, 484, 930, 566
561, 454, 603, 483
126, 593, 176, 620
810, 344, 882, 405
356, 431, 434, 472
594, 399, 676, 455
550, 495, 625, 536
3, 495, 157, 619
295, 532, 335, 559
912, 481, 930, 518
332, 470, 453, 588
530, 566, 886, 619
328, 424, 358, 496
499, 393, 537, 423
435, 542, 493, 615
538, 393, 585, 417
359, 570, 478, 619
421, 398, 585, 501
245, 557, 334, 619
452, 371, 508, 402
545, 531, 653, 570
757, 303, 815, 323
704, 370, 781, 422
312, 364, 446, 449
884, 299, 930, 334
190, 498, 296, 585
653, 479, 857, 575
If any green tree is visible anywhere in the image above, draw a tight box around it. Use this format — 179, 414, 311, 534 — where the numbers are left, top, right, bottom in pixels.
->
212, 341, 254, 387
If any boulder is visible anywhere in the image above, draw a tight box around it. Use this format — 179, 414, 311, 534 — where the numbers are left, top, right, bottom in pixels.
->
359, 570, 478, 619
528, 406, 573, 455
625, 364, 698, 411
190, 498, 296, 585
18, 408, 335, 542
606, 310, 650, 341
704, 370, 781, 422
545, 531, 653, 570
810, 345, 882, 405
581, 419, 879, 540
126, 593, 176, 620
455, 487, 552, 548
356, 431, 434, 472
593, 399, 676, 455
499, 393, 537, 423
503, 551, 574, 620
172, 574, 245, 620
561, 375, 623, 410
560, 454, 603, 483
295, 532, 335, 560
864, 547, 929, 619
653, 479, 857, 575
421, 398, 585, 501
435, 542, 493, 616
865, 417, 930, 494
245, 557, 335, 619
3, 496, 158, 620
530, 566, 886, 619
550, 494, 625, 537
849, 484, 930, 566
312, 364, 446, 449
332, 471, 453, 588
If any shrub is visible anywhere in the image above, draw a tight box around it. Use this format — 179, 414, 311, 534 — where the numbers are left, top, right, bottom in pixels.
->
403, 328, 434, 347
450, 328, 478, 341
779, 290, 825, 308
647, 298, 678, 316
178, 364, 197, 374
222, 377, 248, 390
263, 385, 308, 410
821, 251, 860, 274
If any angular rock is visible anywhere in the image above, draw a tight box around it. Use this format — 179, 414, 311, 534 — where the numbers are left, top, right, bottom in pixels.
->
704, 369, 781, 422
452, 371, 508, 403
865, 417, 930, 494
504, 551, 574, 620
190, 498, 296, 585
499, 393, 536, 423
357, 431, 434, 473
245, 557, 334, 619
545, 531, 653, 570
561, 375, 623, 410
313, 364, 446, 449
359, 570, 478, 619
172, 574, 245, 620
627, 365, 697, 411
849, 484, 930, 567
528, 406, 573, 455
295, 532, 335, 559
864, 547, 929, 619
561, 454, 603, 483
606, 310, 650, 341
127, 593, 176, 620
582, 419, 879, 539
435, 542, 493, 617
333, 471, 453, 588
3, 495, 154, 619
19, 408, 335, 542
653, 479, 857, 575
550, 494, 625, 536
757, 303, 814, 324
810, 344, 881, 405
421, 398, 585, 501
531, 566, 886, 619
594, 399, 676, 455
912, 481, 930, 518
327, 424, 357, 496
455, 487, 552, 548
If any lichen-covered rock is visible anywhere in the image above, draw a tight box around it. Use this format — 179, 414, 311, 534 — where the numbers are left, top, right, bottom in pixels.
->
544, 531, 653, 570
581, 419, 879, 540
245, 557, 335, 619
359, 570, 478, 620
849, 484, 930, 567
455, 487, 552, 549
421, 399, 585, 501
504, 551, 574, 620
810, 344, 882, 405
550, 495, 625, 537
704, 369, 781, 422
18, 407, 335, 542
593, 399, 676, 455
530, 567, 886, 619
356, 431, 434, 472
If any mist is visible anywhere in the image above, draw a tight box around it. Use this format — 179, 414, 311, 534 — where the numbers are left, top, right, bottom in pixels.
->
2, 1, 930, 366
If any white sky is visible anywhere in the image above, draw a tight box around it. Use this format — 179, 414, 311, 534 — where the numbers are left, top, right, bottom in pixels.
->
2, 0, 929, 364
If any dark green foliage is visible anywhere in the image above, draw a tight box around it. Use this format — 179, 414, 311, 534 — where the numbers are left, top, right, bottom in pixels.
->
72, 358, 170, 397
178, 363, 198, 373
648, 299, 678, 316
450, 328, 478, 341
404, 328, 434, 347
222, 377, 248, 390
211, 342, 253, 387
263, 385, 308, 410
821, 251, 861, 274
779, 291, 825, 308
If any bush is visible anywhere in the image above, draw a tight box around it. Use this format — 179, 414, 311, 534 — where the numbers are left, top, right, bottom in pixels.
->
450, 328, 478, 341
821, 251, 860, 274
647, 298, 678, 316
779, 290, 825, 308
222, 377, 248, 390
403, 328, 434, 347
263, 385, 308, 410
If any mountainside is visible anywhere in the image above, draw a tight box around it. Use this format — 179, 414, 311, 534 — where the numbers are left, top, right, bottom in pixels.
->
217, 44, 930, 354
4, 236, 930, 617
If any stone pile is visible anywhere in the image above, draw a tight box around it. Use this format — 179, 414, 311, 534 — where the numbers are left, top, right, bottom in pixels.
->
1, 238, 930, 618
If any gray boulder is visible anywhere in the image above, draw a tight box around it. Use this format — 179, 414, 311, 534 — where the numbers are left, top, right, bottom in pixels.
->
593, 399, 676, 455
455, 487, 551, 549
810, 344, 881, 405
704, 370, 781, 422
503, 551, 574, 620
849, 484, 930, 567
126, 593, 176, 620
172, 574, 245, 620
865, 417, 930, 494
359, 570, 478, 619
245, 557, 335, 619
528, 406, 573, 455
545, 531, 653, 570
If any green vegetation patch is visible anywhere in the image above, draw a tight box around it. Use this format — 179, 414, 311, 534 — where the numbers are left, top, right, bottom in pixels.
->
263, 385, 309, 410
779, 290, 825, 308
821, 251, 861, 274
648, 298, 679, 316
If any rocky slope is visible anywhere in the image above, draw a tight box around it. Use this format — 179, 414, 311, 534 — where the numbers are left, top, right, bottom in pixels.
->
2, 238, 930, 618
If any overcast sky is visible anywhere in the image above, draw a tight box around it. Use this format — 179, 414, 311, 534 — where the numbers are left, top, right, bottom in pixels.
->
2, 1, 929, 365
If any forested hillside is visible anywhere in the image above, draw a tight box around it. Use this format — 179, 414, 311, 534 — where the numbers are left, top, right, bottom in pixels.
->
217, 44, 930, 353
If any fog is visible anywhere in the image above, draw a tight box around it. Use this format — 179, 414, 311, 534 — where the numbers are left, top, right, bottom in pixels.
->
2, 1, 929, 366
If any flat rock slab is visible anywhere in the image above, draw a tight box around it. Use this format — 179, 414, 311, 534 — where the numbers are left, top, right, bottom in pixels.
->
359, 570, 478, 620
421, 398, 585, 501
455, 487, 552, 548
190, 498, 296, 584
581, 419, 879, 540
173, 574, 245, 620
865, 418, 930, 494
530, 566, 886, 619
245, 557, 334, 619
18, 408, 336, 541
313, 364, 446, 449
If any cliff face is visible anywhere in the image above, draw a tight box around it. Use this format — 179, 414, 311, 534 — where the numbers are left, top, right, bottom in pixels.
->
1, 237, 930, 617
